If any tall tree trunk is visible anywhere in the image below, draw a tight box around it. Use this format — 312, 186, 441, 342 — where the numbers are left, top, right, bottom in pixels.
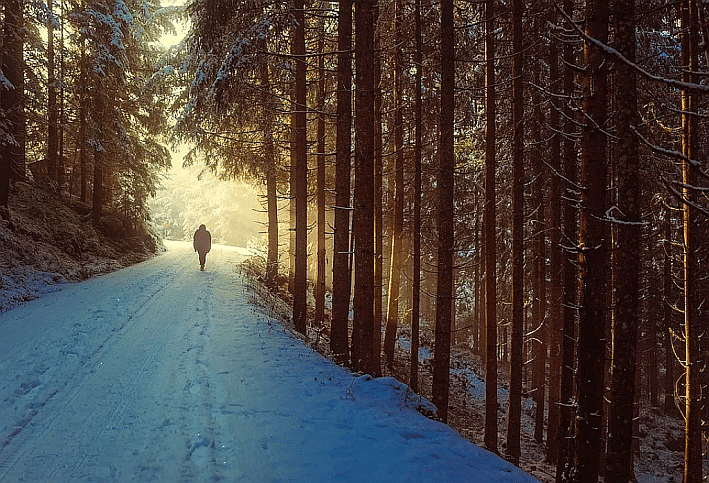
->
483, 0, 498, 454
261, 62, 279, 291
433, 0, 454, 424
663, 205, 677, 416
372, 2, 383, 377
647, 291, 659, 407
383, 0, 406, 368
474, 207, 482, 355
602, 65, 617, 479
506, 0, 524, 464
331, 0, 353, 364
532, 42, 547, 447
58, 0, 65, 191
556, 1, 579, 478
266, 164, 278, 287
547, 34, 563, 463
681, 2, 702, 481
292, 0, 308, 335
315, 18, 327, 325
79, 22, 88, 204
605, 0, 639, 480
91, 90, 105, 224
573, 0, 609, 480
289, 87, 296, 295
352, 0, 376, 375
0, 0, 24, 216
410, 0, 422, 394
48, 0, 59, 183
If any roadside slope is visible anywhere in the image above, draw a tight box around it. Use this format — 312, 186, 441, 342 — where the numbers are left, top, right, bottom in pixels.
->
0, 181, 160, 311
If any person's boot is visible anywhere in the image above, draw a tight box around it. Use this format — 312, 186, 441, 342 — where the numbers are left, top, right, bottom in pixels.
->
200, 264, 204, 271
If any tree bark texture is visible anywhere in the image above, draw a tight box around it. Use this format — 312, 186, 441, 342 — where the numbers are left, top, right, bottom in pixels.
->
79, 28, 88, 204
506, 0, 524, 464
292, 0, 308, 335
662, 205, 677, 416
681, 2, 702, 482
352, 0, 376, 375
372, 2, 383, 377
573, 0, 609, 480
289, 87, 296, 295
433, 0, 454, 424
331, 0, 353, 364
410, 0, 422, 394
266, 164, 278, 289
383, 0, 406, 368
0, 0, 25, 214
532, 43, 547, 448
91, 85, 106, 224
546, 32, 563, 465
605, 0, 640, 480
315, 22, 327, 325
483, 0, 498, 454
260, 62, 279, 291
48, 0, 60, 183
556, 0, 579, 478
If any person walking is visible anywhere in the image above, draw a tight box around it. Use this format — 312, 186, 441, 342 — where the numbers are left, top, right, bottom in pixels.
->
193, 224, 212, 271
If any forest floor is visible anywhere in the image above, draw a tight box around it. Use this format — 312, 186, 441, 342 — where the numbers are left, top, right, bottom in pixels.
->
243, 259, 702, 483
0, 180, 162, 312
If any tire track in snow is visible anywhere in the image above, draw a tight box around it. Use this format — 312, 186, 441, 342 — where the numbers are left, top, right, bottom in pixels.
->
0, 244, 280, 482
0, 249, 198, 481
64, 266, 190, 480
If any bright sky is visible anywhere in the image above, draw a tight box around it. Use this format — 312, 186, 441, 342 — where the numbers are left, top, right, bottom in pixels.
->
159, 0, 189, 49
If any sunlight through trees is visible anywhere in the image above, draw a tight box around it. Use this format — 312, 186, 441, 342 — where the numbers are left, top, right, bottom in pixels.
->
4, 1, 709, 481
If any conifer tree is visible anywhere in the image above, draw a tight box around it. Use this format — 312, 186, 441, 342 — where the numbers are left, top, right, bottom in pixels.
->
605, 0, 640, 479
410, 0, 423, 394
0, 0, 25, 219
331, 0, 353, 363
680, 2, 702, 481
292, 0, 308, 335
573, 0, 609, 479
483, 0, 498, 454
383, 0, 406, 368
433, 0, 454, 424
352, 0, 377, 375
507, 0, 524, 463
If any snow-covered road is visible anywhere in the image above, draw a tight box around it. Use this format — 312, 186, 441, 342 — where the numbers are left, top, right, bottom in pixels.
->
0, 241, 536, 482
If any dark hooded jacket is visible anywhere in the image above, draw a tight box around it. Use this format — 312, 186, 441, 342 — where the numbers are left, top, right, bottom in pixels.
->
193, 225, 212, 254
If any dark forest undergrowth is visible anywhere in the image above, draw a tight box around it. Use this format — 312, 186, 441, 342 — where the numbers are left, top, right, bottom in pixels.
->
0, 181, 162, 311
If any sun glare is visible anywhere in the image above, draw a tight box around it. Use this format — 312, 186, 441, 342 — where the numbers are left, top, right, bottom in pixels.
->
158, 1, 189, 50
149, 147, 268, 250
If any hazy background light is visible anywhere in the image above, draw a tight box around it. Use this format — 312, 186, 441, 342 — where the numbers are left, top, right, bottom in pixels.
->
149, 3, 269, 251
158, 0, 188, 50
148, 146, 268, 249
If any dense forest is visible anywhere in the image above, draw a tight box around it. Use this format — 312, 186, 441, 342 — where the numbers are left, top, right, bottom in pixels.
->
1, 0, 708, 482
